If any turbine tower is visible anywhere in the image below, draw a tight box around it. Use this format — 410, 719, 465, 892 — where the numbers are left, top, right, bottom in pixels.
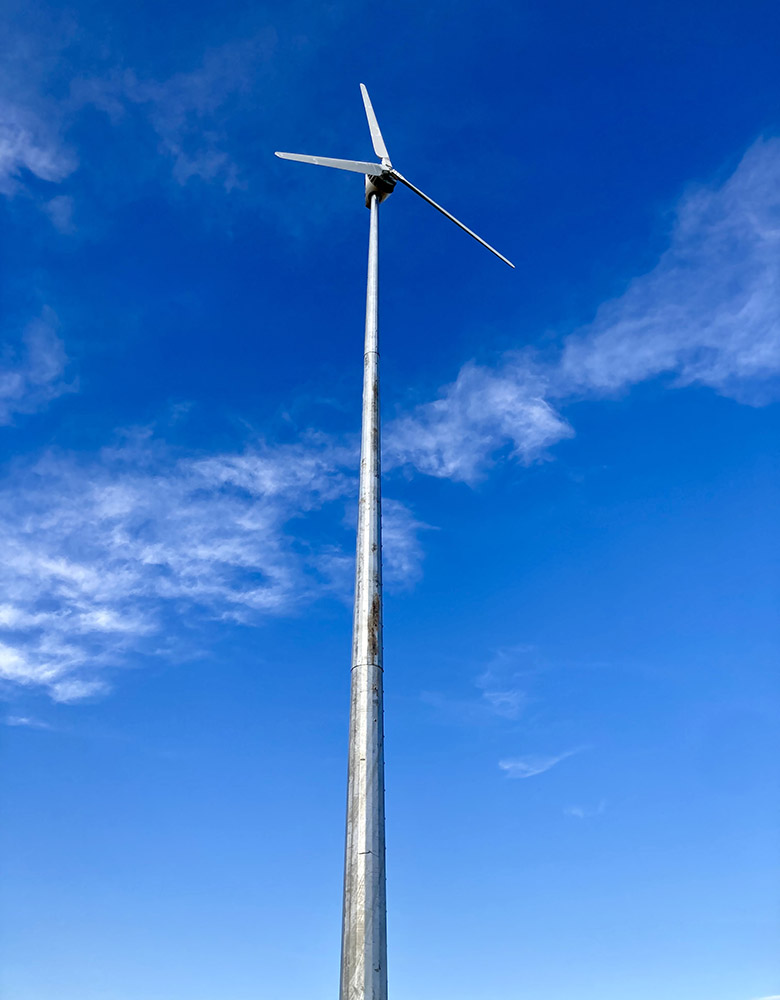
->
276, 85, 512, 1000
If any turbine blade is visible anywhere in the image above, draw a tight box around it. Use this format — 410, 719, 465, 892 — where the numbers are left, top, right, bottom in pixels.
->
360, 84, 390, 163
391, 171, 514, 268
275, 152, 384, 176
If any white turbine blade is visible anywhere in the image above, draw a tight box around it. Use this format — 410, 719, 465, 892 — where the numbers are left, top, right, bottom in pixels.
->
359, 84, 390, 163
391, 171, 514, 268
275, 152, 384, 176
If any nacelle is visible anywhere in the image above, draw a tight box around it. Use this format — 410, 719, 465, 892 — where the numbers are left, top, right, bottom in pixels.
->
365, 170, 396, 207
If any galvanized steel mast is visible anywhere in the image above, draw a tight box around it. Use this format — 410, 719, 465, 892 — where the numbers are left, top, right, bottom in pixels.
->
274, 83, 512, 1000
340, 191, 386, 1000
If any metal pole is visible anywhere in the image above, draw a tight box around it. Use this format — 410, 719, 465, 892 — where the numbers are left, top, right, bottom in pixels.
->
339, 192, 387, 1000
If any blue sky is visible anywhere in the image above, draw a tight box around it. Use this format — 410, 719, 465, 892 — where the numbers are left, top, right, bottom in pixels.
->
1, 1, 779, 997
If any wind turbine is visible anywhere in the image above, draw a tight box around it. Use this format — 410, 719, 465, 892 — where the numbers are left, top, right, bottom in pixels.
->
275, 85, 512, 1000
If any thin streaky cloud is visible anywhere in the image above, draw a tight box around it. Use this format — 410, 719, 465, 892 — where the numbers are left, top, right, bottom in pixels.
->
498, 748, 582, 779
481, 687, 527, 719
564, 799, 606, 819
476, 670, 527, 721
4, 715, 52, 729
475, 645, 539, 720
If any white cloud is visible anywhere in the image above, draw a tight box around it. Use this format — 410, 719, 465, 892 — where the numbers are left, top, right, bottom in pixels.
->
381, 499, 431, 587
0, 21, 81, 198
564, 799, 606, 819
4, 714, 52, 729
0, 431, 425, 701
474, 644, 539, 720
390, 137, 780, 482
0, 309, 74, 424
558, 138, 780, 402
49, 678, 109, 703
0, 96, 77, 195
481, 686, 527, 719
421, 644, 535, 725
43, 194, 75, 232
386, 360, 573, 483
499, 748, 580, 779
476, 671, 527, 720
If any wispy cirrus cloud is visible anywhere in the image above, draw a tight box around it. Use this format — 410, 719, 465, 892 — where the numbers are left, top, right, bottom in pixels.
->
388, 137, 780, 483
0, 430, 425, 702
479, 684, 527, 720
476, 643, 541, 720
499, 748, 581, 779
422, 645, 535, 725
0, 20, 80, 199
0, 308, 74, 424
1, 27, 277, 209
4, 714, 53, 729
0, 95, 77, 196
73, 35, 276, 189
564, 799, 606, 819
